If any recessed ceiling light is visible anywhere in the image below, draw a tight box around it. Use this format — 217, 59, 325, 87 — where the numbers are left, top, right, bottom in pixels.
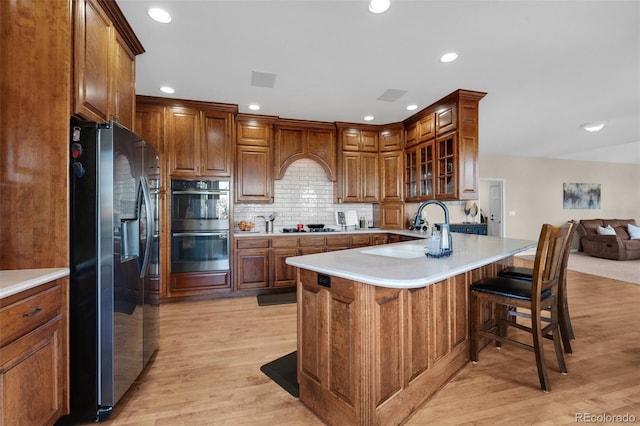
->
160, 86, 175, 94
248, 104, 261, 111
369, 0, 390, 14
581, 121, 607, 132
440, 52, 458, 63
364, 115, 374, 121
406, 104, 418, 111
148, 8, 172, 23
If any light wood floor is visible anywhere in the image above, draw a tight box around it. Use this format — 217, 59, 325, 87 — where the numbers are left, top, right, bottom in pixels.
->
101, 262, 640, 426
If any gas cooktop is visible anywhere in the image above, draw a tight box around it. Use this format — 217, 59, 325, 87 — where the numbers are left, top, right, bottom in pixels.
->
281, 228, 337, 233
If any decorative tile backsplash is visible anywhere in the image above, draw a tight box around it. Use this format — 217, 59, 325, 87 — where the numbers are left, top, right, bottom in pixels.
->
234, 159, 373, 232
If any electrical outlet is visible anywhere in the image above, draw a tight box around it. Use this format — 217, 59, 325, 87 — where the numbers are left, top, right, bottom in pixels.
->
508, 211, 516, 216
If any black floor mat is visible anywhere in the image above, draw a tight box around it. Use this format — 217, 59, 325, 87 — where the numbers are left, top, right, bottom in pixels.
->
260, 351, 299, 398
257, 292, 296, 306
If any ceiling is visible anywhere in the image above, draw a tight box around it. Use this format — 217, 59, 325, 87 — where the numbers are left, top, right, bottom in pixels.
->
118, 0, 640, 165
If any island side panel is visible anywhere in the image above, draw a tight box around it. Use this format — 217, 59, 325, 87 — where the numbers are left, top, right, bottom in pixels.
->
297, 269, 364, 424
296, 257, 512, 426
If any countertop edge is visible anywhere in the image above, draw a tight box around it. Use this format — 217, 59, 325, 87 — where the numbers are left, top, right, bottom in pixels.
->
286, 235, 536, 288
0, 268, 70, 299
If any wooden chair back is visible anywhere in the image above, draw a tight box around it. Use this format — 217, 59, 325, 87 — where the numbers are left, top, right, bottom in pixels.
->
531, 223, 572, 309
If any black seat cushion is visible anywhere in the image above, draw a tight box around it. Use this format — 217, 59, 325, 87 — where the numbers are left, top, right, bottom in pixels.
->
498, 266, 533, 281
471, 276, 551, 301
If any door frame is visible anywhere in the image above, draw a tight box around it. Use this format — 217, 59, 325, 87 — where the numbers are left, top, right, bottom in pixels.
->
479, 178, 506, 238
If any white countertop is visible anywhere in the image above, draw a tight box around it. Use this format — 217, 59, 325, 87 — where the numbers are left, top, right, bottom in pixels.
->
0, 268, 69, 299
286, 234, 536, 288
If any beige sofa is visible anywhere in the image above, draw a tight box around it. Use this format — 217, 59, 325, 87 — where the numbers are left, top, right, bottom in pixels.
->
576, 219, 640, 260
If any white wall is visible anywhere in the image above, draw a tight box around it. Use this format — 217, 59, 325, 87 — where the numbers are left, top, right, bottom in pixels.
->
480, 155, 640, 241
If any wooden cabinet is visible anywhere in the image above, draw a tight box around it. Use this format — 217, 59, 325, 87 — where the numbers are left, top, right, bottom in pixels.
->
325, 235, 351, 252
270, 237, 299, 288
405, 123, 418, 149
2, 0, 73, 270
274, 119, 337, 181
0, 279, 69, 425
234, 237, 297, 290
339, 127, 379, 152
404, 141, 435, 201
235, 233, 399, 292
298, 236, 327, 255
135, 102, 165, 152
379, 124, 404, 152
380, 150, 403, 202
350, 234, 371, 248
73, 0, 144, 126
236, 115, 277, 203
402, 90, 485, 201
339, 152, 379, 203
435, 129, 478, 200
336, 123, 385, 203
379, 123, 404, 204
113, 32, 136, 129
418, 113, 436, 142
375, 202, 405, 230
235, 239, 270, 290
296, 263, 501, 425
167, 105, 234, 178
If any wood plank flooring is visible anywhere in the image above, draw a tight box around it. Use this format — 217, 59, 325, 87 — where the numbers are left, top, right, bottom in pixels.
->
99, 262, 640, 426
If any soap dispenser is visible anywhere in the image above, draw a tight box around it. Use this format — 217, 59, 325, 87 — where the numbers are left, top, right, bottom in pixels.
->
427, 227, 441, 256
439, 223, 452, 255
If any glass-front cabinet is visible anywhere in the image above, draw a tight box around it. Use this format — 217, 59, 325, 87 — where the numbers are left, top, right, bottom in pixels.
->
404, 141, 434, 202
436, 135, 456, 199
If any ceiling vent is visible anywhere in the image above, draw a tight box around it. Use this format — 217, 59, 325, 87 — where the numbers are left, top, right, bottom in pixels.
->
251, 71, 277, 88
376, 88, 408, 102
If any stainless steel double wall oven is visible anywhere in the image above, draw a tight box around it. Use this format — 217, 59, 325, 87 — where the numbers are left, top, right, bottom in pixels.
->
171, 179, 230, 273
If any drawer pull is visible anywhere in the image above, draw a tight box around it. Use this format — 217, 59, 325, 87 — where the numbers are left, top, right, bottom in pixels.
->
23, 307, 42, 317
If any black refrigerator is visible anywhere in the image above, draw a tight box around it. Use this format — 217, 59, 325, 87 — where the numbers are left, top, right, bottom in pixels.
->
61, 119, 160, 423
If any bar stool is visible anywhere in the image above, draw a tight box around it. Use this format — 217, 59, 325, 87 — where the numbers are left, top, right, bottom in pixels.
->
498, 221, 576, 354
470, 223, 571, 392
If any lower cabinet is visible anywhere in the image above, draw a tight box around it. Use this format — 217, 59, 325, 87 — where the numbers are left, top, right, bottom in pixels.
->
234, 234, 391, 293
448, 223, 487, 235
234, 237, 298, 290
0, 279, 69, 426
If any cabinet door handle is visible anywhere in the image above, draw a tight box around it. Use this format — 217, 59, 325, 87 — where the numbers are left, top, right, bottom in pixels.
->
23, 307, 42, 317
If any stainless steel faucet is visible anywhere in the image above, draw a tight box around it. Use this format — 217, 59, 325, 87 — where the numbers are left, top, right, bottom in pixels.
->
415, 200, 452, 254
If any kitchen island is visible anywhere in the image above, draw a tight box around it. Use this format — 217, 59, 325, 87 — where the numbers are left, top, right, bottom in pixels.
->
286, 233, 535, 425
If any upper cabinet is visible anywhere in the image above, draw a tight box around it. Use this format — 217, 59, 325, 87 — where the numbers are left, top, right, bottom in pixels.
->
134, 97, 236, 178
402, 89, 485, 201
336, 123, 380, 203
236, 114, 278, 203
339, 126, 379, 152
73, 0, 144, 128
379, 124, 404, 152
274, 119, 337, 181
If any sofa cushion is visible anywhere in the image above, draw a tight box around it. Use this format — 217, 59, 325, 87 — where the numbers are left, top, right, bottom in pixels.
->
629, 223, 640, 240
597, 225, 616, 235
579, 219, 605, 235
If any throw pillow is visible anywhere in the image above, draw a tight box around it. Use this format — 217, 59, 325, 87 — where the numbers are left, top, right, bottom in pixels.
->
628, 223, 640, 240
597, 225, 616, 235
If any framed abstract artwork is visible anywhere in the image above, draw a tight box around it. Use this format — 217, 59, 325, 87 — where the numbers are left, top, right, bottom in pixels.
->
563, 183, 601, 209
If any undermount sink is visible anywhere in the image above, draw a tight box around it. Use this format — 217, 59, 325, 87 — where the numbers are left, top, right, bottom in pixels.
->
360, 244, 426, 259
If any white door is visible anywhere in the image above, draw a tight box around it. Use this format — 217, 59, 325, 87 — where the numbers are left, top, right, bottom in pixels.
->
488, 183, 504, 237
